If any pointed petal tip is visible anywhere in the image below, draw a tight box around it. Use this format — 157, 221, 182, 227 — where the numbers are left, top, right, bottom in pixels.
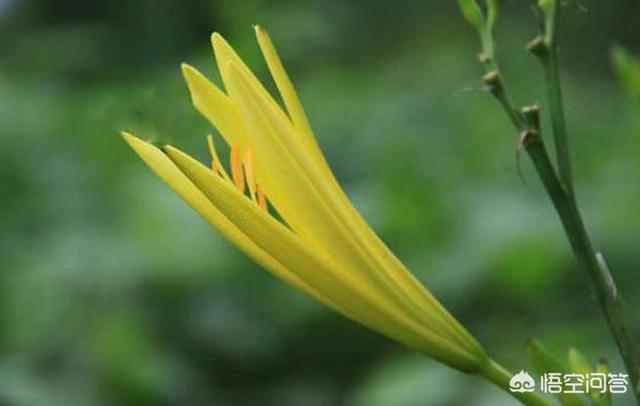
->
211, 32, 225, 47
181, 63, 198, 81
211, 32, 229, 61
163, 145, 204, 173
254, 24, 270, 39
162, 145, 179, 154
121, 132, 174, 155
211, 32, 239, 61
120, 132, 161, 162
121, 131, 140, 145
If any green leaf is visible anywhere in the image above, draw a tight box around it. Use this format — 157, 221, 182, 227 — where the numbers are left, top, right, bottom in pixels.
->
526, 338, 566, 375
525, 339, 587, 406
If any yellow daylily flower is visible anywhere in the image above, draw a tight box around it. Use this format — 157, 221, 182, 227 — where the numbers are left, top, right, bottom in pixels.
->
123, 26, 488, 374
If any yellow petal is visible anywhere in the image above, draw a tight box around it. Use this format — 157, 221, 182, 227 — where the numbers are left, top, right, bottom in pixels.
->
222, 62, 386, 284
164, 144, 483, 372
211, 33, 479, 351
181, 64, 247, 148
122, 132, 348, 311
254, 25, 329, 173
222, 62, 473, 345
251, 30, 452, 335
211, 32, 272, 108
182, 62, 268, 194
138, 31, 487, 371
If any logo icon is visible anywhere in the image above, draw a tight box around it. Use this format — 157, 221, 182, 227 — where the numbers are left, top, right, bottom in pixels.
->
510, 370, 536, 393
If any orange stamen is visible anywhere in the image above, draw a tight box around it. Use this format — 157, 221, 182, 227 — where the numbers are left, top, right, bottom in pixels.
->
230, 144, 245, 193
244, 149, 257, 202
257, 184, 268, 211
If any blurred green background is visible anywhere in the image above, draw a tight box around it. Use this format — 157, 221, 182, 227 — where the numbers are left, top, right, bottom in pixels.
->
1, 0, 639, 405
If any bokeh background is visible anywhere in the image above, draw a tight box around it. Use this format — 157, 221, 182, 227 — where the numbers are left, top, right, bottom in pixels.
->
1, 0, 639, 405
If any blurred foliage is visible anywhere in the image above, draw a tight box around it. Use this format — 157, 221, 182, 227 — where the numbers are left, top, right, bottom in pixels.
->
612, 46, 640, 103
0, 0, 639, 405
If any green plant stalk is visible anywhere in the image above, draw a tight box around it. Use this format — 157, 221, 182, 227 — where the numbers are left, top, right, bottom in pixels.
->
523, 130, 640, 403
479, 36, 640, 401
533, 0, 573, 195
540, 48, 573, 196
482, 70, 525, 130
480, 359, 552, 406
461, 2, 640, 400
533, 1, 639, 399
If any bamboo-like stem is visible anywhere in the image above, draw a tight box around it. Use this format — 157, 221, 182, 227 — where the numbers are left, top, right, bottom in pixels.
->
459, 2, 640, 401
482, 70, 525, 130
540, 48, 573, 195
531, 1, 574, 195
530, 1, 640, 399
479, 359, 552, 406
473, 12, 640, 400
521, 123, 640, 404
485, 60, 640, 401
489, 76, 640, 402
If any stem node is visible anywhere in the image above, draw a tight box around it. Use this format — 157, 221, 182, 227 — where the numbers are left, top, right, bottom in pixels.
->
527, 35, 548, 57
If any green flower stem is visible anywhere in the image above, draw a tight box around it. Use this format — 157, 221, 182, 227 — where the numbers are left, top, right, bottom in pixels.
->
530, 2, 640, 399
482, 70, 525, 129
529, 0, 573, 195
478, 29, 640, 401
480, 359, 552, 406
459, 2, 640, 400
540, 46, 573, 195
522, 126, 640, 404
